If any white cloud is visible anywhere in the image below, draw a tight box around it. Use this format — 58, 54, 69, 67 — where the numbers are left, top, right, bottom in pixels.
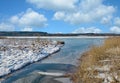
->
73, 27, 102, 33
109, 17, 120, 33
0, 23, 15, 31
114, 17, 120, 27
27, 0, 77, 11
53, 12, 65, 20
79, 0, 103, 12
10, 8, 47, 28
53, 0, 115, 24
101, 16, 112, 24
110, 26, 120, 33
21, 27, 33, 31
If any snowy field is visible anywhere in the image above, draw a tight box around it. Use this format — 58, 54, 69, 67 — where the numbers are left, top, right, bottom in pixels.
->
0, 38, 63, 78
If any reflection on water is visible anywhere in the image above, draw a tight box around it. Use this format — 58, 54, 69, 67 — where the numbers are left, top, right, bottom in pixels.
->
2, 38, 104, 83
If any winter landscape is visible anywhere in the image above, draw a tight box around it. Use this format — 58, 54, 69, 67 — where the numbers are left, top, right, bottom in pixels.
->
1, 0, 120, 83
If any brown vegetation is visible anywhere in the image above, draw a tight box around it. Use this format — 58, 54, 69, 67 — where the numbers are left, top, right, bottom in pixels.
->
0, 36, 7, 39
72, 37, 120, 83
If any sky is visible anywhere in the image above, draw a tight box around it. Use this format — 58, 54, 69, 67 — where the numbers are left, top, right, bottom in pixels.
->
0, 0, 120, 33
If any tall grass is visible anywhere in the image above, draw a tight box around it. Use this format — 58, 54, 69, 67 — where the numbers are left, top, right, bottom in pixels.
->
72, 37, 120, 83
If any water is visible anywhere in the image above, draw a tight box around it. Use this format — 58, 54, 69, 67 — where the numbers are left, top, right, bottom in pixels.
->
2, 38, 104, 83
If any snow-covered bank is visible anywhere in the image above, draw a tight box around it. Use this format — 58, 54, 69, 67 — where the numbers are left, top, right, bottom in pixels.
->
0, 39, 64, 78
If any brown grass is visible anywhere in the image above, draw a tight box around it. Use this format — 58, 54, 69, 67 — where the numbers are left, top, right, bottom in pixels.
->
0, 36, 7, 39
72, 37, 120, 83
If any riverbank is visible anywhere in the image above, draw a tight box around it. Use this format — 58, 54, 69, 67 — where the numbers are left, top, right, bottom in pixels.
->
0, 38, 64, 82
72, 37, 120, 83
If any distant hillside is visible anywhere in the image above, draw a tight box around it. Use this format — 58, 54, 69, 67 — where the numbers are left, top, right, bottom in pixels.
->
0, 31, 120, 36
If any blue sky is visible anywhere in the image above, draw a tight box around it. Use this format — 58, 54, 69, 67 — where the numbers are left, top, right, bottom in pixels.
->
0, 0, 120, 33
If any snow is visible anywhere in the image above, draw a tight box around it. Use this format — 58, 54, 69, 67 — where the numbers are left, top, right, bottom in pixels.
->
0, 39, 63, 77
37, 71, 65, 76
93, 65, 119, 83
95, 65, 112, 72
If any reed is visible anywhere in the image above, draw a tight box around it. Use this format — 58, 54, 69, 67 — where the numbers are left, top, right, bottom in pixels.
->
72, 37, 120, 83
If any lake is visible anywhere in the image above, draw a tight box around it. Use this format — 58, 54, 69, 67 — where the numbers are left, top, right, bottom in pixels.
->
2, 38, 105, 83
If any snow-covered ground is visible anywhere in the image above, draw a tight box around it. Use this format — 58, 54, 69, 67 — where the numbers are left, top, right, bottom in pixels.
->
0, 39, 63, 78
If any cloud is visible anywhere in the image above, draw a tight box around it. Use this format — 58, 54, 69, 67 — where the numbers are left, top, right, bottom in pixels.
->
27, 0, 77, 11
110, 26, 120, 33
0, 8, 47, 31
21, 27, 33, 31
0, 23, 15, 31
73, 27, 102, 33
114, 17, 120, 27
53, 0, 115, 24
109, 17, 120, 33
101, 16, 112, 24
79, 0, 102, 12
10, 8, 47, 28
53, 12, 65, 20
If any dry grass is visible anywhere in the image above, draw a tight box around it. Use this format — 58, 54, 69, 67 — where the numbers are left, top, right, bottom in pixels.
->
0, 36, 7, 39
72, 37, 120, 83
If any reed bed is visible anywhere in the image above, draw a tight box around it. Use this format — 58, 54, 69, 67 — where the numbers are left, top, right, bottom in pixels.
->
72, 37, 120, 83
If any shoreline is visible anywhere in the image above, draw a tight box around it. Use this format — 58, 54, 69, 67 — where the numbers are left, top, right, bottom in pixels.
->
4, 36, 109, 39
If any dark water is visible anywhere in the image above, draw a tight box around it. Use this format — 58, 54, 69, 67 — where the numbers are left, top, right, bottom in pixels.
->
2, 38, 104, 83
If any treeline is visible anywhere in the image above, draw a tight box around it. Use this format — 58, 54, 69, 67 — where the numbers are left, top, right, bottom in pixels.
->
48, 33, 120, 36
0, 31, 120, 36
0, 31, 48, 36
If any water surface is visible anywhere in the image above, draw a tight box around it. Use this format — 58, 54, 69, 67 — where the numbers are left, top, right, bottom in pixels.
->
2, 38, 104, 83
